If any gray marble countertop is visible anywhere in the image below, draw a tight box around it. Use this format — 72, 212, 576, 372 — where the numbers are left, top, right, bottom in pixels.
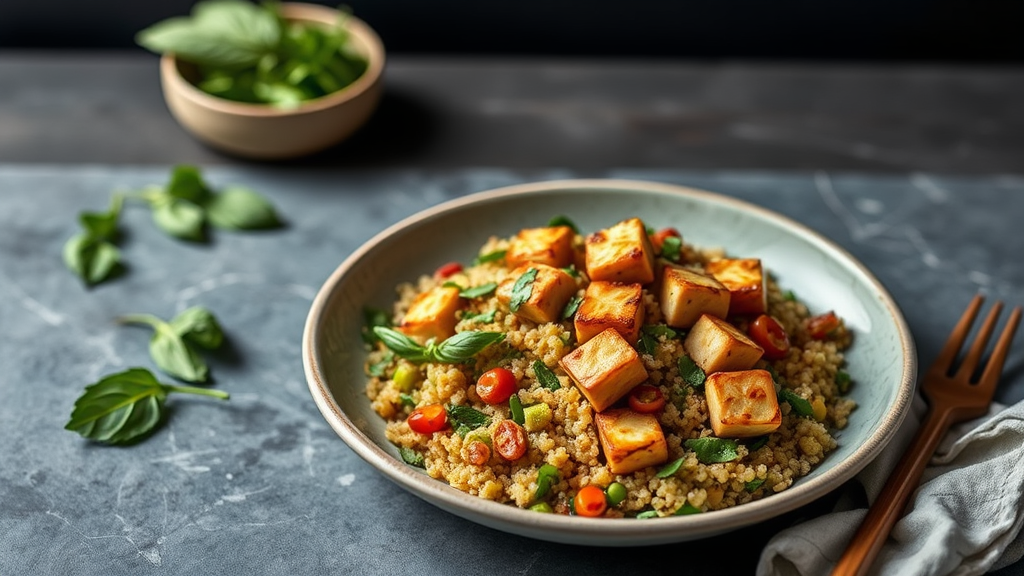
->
2, 165, 1022, 575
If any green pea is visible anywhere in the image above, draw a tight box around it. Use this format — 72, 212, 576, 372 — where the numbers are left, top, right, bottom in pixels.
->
605, 482, 627, 506
529, 502, 553, 513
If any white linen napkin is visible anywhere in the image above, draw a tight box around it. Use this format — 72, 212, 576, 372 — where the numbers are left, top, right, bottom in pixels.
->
757, 397, 1024, 576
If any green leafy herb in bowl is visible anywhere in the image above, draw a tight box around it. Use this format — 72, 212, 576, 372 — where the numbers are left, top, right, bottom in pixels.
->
137, 0, 367, 108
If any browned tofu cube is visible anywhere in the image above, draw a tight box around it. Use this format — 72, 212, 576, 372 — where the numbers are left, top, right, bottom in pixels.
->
398, 285, 463, 343
584, 217, 656, 284
559, 328, 648, 412
705, 258, 767, 316
496, 263, 577, 324
683, 314, 764, 374
574, 281, 644, 345
705, 369, 782, 437
595, 408, 669, 474
659, 265, 731, 328
506, 226, 576, 269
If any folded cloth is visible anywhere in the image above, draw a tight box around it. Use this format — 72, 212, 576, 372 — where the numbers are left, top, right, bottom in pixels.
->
757, 398, 1024, 576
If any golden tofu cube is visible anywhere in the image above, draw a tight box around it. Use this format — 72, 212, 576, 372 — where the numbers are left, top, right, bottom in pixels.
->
506, 226, 576, 269
705, 258, 767, 316
659, 265, 731, 329
574, 281, 644, 345
558, 328, 648, 412
683, 314, 764, 374
496, 263, 577, 324
584, 217, 656, 284
595, 408, 669, 474
705, 369, 782, 437
398, 285, 463, 343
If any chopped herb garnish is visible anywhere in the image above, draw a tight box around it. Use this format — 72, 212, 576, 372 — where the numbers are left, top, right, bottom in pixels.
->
446, 404, 492, 437
459, 282, 498, 299
674, 502, 702, 515
835, 370, 852, 394
398, 393, 416, 408
547, 215, 579, 233
779, 388, 815, 417
639, 324, 678, 355
509, 395, 525, 425
399, 446, 425, 468
533, 361, 561, 390
561, 295, 583, 320
661, 235, 683, 262
509, 268, 538, 312
783, 290, 797, 302
561, 265, 581, 278
678, 356, 706, 389
442, 280, 463, 290
638, 332, 657, 356
361, 307, 392, 346
463, 309, 497, 324
656, 457, 684, 478
473, 249, 507, 265
745, 478, 766, 493
636, 510, 660, 519
684, 437, 739, 464
366, 350, 394, 377
533, 464, 559, 502
747, 435, 769, 451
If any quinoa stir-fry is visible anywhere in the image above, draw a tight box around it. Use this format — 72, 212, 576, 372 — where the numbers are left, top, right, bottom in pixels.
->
362, 216, 855, 518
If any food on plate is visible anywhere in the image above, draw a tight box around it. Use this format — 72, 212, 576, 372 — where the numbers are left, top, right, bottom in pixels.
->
362, 216, 855, 518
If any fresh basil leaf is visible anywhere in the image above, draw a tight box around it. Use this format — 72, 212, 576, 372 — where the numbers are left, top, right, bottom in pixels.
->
678, 356, 706, 389
835, 370, 852, 394
446, 404, 491, 437
656, 457, 684, 478
547, 215, 579, 234
170, 306, 224, 349
78, 194, 123, 239
151, 325, 210, 383
463, 309, 496, 324
398, 446, 425, 468
65, 367, 228, 445
685, 437, 739, 464
561, 295, 583, 320
204, 186, 283, 230
509, 395, 525, 425
674, 502, 702, 515
366, 351, 393, 377
779, 388, 815, 417
509, 268, 538, 312
661, 235, 683, 262
473, 250, 506, 265
459, 282, 497, 300
429, 331, 505, 364
533, 361, 561, 391
644, 324, 678, 339
151, 196, 206, 242
747, 435, 769, 451
638, 332, 656, 356
372, 327, 429, 363
533, 464, 559, 501
398, 392, 416, 408
745, 478, 766, 493
63, 233, 122, 286
362, 307, 392, 345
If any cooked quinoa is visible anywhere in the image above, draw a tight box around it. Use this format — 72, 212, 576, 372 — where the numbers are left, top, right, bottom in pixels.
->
363, 220, 855, 518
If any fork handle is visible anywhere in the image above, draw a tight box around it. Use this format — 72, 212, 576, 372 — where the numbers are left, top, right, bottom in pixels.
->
831, 406, 955, 576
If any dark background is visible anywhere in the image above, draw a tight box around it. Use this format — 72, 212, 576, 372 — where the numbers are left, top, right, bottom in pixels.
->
1, 0, 1022, 61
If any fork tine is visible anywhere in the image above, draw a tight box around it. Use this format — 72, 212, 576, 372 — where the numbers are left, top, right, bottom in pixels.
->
935, 294, 984, 374
955, 300, 1004, 380
977, 305, 1022, 388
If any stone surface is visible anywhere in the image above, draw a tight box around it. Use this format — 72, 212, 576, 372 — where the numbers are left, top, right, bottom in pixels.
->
1, 166, 1022, 574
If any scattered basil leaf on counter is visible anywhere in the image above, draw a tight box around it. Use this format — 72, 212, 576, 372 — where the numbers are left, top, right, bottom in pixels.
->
446, 404, 491, 437
674, 502, 702, 515
656, 457, 684, 478
533, 361, 561, 391
561, 295, 582, 320
65, 367, 229, 445
685, 437, 739, 464
547, 215, 579, 233
473, 249, 506, 265
509, 395, 525, 425
779, 388, 815, 417
678, 356, 706, 389
533, 464, 560, 501
118, 307, 226, 383
205, 186, 284, 230
63, 194, 124, 286
509, 267, 538, 312
459, 282, 497, 299
399, 446, 425, 468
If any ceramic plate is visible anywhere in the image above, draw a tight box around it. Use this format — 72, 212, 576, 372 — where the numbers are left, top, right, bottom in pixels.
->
303, 179, 916, 546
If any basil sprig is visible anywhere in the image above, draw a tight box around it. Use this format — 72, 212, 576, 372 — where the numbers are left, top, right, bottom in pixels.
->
65, 368, 229, 445
118, 306, 225, 383
372, 327, 505, 364
63, 194, 124, 286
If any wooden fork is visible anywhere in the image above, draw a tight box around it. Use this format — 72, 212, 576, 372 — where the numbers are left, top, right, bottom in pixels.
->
832, 294, 1022, 576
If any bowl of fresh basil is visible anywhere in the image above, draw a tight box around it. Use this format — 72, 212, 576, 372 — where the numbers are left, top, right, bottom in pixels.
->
140, 1, 385, 159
